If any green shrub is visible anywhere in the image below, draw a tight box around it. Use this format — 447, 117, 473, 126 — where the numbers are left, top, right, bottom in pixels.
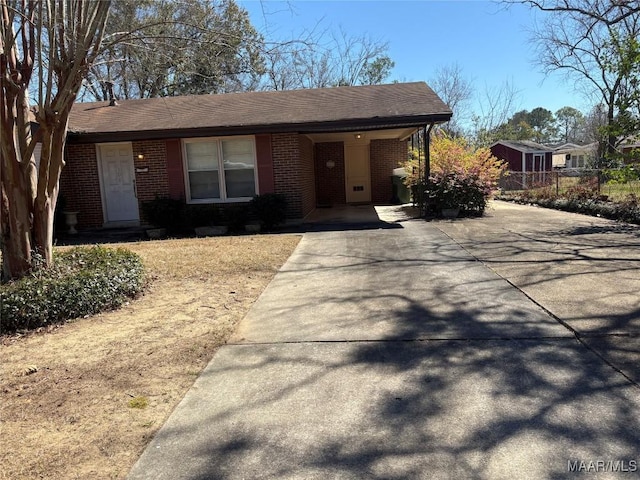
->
0, 246, 146, 334
142, 197, 229, 233
222, 204, 250, 232
250, 193, 287, 230
605, 165, 639, 184
423, 172, 490, 217
496, 193, 640, 224
184, 204, 221, 229
141, 196, 185, 232
404, 132, 505, 218
456, 174, 490, 215
614, 193, 640, 222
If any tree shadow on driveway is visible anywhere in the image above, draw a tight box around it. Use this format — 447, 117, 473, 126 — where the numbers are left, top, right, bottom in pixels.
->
435, 206, 640, 385
128, 294, 640, 480
128, 215, 640, 480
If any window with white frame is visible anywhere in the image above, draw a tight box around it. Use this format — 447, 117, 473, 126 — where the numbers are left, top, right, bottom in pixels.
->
569, 154, 585, 168
183, 136, 257, 202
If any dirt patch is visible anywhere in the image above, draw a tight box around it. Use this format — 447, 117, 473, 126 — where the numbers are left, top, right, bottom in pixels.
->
0, 234, 300, 479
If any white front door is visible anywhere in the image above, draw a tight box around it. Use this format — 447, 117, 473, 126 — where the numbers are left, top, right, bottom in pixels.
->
98, 143, 139, 224
345, 144, 371, 203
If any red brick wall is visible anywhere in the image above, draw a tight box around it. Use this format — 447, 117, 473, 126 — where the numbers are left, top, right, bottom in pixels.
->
63, 141, 171, 228
271, 133, 304, 218
132, 140, 170, 205
370, 139, 408, 204
65, 132, 320, 227
61, 144, 103, 228
314, 142, 345, 205
299, 135, 315, 217
255, 133, 316, 219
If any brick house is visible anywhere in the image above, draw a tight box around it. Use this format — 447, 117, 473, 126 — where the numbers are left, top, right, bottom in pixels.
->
61, 82, 451, 228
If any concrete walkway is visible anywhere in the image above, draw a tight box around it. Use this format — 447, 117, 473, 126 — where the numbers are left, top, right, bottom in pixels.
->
128, 202, 640, 480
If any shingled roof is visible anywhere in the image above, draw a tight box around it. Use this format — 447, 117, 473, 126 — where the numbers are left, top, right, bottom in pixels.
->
67, 82, 452, 143
492, 140, 552, 153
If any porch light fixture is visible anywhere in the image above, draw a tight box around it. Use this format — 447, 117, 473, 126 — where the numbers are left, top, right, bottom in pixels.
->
137, 153, 145, 161
326, 160, 336, 169
354, 133, 362, 139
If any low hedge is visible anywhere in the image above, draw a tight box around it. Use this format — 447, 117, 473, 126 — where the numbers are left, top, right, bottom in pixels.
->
0, 246, 146, 334
250, 193, 287, 230
497, 193, 640, 224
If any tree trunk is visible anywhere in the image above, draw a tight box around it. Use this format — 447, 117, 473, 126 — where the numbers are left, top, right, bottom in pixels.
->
32, 197, 56, 266
606, 92, 618, 161
0, 93, 37, 281
32, 121, 67, 266
1, 0, 111, 282
0, 180, 33, 281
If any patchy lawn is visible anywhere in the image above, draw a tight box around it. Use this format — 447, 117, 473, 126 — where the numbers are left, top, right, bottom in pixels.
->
0, 234, 300, 480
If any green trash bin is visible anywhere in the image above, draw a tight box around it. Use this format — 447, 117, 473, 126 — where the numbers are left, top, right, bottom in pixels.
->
391, 168, 410, 204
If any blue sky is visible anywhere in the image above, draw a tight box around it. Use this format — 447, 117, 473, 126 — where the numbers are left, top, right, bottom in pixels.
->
239, 0, 592, 121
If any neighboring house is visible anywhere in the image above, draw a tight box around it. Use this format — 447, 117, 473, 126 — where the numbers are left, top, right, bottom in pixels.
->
61, 82, 452, 228
620, 137, 640, 163
552, 142, 597, 169
490, 140, 553, 188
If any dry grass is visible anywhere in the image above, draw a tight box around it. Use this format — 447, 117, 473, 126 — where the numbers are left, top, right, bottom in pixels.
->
0, 234, 301, 480
601, 180, 640, 201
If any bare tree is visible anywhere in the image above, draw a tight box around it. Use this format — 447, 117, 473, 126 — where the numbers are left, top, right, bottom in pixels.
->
429, 63, 474, 136
470, 79, 521, 146
260, 26, 394, 90
507, 0, 640, 157
1, 0, 110, 280
504, 1, 640, 26
261, 41, 304, 91
583, 103, 609, 160
331, 29, 392, 86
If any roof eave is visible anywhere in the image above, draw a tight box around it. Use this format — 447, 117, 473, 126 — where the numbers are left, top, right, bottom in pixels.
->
491, 141, 551, 153
67, 113, 453, 144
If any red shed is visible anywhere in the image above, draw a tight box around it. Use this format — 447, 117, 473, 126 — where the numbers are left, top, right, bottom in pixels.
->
490, 140, 553, 173
491, 140, 553, 188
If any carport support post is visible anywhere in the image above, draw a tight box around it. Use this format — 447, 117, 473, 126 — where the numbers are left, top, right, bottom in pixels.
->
423, 124, 433, 181
422, 124, 434, 216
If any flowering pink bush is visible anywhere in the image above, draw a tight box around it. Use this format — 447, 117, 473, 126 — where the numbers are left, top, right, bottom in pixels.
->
405, 132, 507, 216
405, 132, 506, 188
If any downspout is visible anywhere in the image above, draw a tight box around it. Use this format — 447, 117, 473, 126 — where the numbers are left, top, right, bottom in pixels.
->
521, 151, 526, 188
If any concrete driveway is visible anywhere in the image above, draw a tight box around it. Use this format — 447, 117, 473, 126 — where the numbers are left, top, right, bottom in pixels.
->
128, 202, 640, 480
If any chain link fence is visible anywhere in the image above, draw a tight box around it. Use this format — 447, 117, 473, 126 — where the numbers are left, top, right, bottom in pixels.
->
499, 168, 640, 201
